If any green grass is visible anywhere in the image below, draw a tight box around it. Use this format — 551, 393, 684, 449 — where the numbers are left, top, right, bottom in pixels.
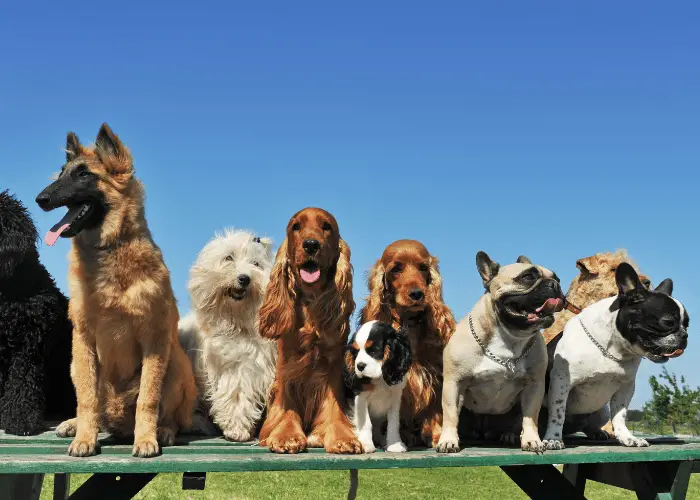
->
40, 468, 700, 499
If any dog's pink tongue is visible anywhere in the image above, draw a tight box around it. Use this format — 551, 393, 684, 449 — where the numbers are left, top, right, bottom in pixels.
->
664, 349, 685, 358
45, 224, 70, 247
536, 298, 564, 315
300, 269, 321, 283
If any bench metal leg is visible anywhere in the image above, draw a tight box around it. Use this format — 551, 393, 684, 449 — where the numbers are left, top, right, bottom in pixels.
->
577, 461, 692, 500
348, 469, 359, 500
0, 474, 44, 500
182, 472, 206, 490
501, 465, 587, 500
54, 473, 70, 500
68, 473, 157, 500
562, 464, 587, 495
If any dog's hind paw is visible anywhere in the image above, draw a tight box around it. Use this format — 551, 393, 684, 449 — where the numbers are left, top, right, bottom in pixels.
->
68, 438, 98, 457
500, 432, 519, 447
56, 419, 77, 438
132, 437, 160, 458
543, 439, 565, 451
618, 436, 649, 448
157, 426, 176, 447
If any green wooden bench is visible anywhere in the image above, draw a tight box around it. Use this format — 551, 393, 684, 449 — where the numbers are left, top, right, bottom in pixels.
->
1, 427, 698, 499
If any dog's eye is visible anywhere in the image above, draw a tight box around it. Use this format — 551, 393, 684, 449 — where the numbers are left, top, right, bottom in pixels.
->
78, 170, 90, 178
660, 317, 676, 329
391, 264, 403, 274
253, 261, 261, 268
418, 263, 429, 272
225, 255, 234, 262
322, 222, 332, 232
292, 222, 301, 232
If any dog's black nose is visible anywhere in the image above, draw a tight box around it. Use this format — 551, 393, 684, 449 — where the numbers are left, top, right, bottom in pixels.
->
303, 239, 321, 255
408, 288, 425, 301
238, 275, 251, 287
357, 362, 367, 371
36, 193, 51, 209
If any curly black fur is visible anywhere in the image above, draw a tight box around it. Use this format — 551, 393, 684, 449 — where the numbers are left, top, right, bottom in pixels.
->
0, 190, 75, 435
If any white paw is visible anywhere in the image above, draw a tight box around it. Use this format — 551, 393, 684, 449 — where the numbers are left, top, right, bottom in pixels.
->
619, 436, 649, 448
223, 428, 253, 442
522, 438, 546, 454
436, 437, 460, 454
500, 432, 519, 447
543, 439, 565, 450
386, 442, 408, 453
360, 440, 376, 454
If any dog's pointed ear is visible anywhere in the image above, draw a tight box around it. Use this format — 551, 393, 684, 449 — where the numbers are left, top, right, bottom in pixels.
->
517, 255, 532, 265
576, 256, 598, 276
655, 278, 673, 296
65, 132, 82, 162
95, 123, 133, 176
95, 123, 123, 158
616, 263, 643, 295
476, 251, 500, 288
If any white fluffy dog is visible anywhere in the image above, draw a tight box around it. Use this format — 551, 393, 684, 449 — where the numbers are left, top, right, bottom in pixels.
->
178, 229, 276, 442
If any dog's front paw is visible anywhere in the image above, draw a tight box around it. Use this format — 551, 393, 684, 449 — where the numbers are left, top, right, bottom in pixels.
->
223, 427, 253, 443
543, 439, 565, 451
360, 440, 376, 453
326, 436, 363, 454
132, 436, 160, 458
436, 430, 461, 454
499, 432, 519, 447
618, 436, 649, 448
522, 438, 546, 454
386, 441, 408, 453
56, 418, 77, 438
68, 438, 98, 457
267, 434, 307, 454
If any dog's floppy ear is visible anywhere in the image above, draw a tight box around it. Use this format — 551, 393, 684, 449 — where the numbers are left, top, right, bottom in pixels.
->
258, 238, 296, 339
476, 251, 500, 288
382, 327, 412, 386
616, 263, 644, 296
361, 258, 390, 325
332, 237, 355, 333
65, 132, 82, 162
95, 123, 133, 176
655, 278, 673, 296
426, 255, 456, 343
517, 255, 532, 265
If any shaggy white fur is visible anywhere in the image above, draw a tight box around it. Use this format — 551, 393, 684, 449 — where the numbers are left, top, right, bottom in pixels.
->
178, 229, 277, 442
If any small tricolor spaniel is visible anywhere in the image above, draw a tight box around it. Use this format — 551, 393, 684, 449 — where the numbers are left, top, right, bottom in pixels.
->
344, 321, 412, 453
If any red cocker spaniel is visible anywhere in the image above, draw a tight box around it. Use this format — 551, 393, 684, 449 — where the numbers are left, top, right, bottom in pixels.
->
360, 240, 455, 447
258, 207, 361, 454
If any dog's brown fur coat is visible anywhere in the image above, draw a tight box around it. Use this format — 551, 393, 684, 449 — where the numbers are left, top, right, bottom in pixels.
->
53, 124, 196, 457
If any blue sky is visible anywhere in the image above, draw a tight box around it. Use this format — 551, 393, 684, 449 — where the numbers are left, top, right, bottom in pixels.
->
1, 1, 697, 407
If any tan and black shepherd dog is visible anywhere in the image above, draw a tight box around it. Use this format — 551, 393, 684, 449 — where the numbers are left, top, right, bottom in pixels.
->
36, 123, 196, 458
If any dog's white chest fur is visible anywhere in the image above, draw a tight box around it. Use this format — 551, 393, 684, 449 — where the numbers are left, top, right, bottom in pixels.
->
358, 379, 406, 422
548, 298, 641, 416
462, 328, 534, 415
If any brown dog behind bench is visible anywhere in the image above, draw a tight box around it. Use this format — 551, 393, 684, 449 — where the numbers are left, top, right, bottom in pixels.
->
36, 124, 196, 458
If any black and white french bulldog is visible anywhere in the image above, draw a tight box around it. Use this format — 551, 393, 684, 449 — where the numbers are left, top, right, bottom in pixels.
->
543, 263, 689, 449
437, 252, 565, 454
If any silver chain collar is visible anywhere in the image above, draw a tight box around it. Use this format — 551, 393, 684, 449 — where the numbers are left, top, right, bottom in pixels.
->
578, 317, 623, 363
468, 314, 537, 377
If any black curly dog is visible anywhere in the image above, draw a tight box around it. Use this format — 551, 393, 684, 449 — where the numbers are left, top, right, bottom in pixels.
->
0, 190, 75, 435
